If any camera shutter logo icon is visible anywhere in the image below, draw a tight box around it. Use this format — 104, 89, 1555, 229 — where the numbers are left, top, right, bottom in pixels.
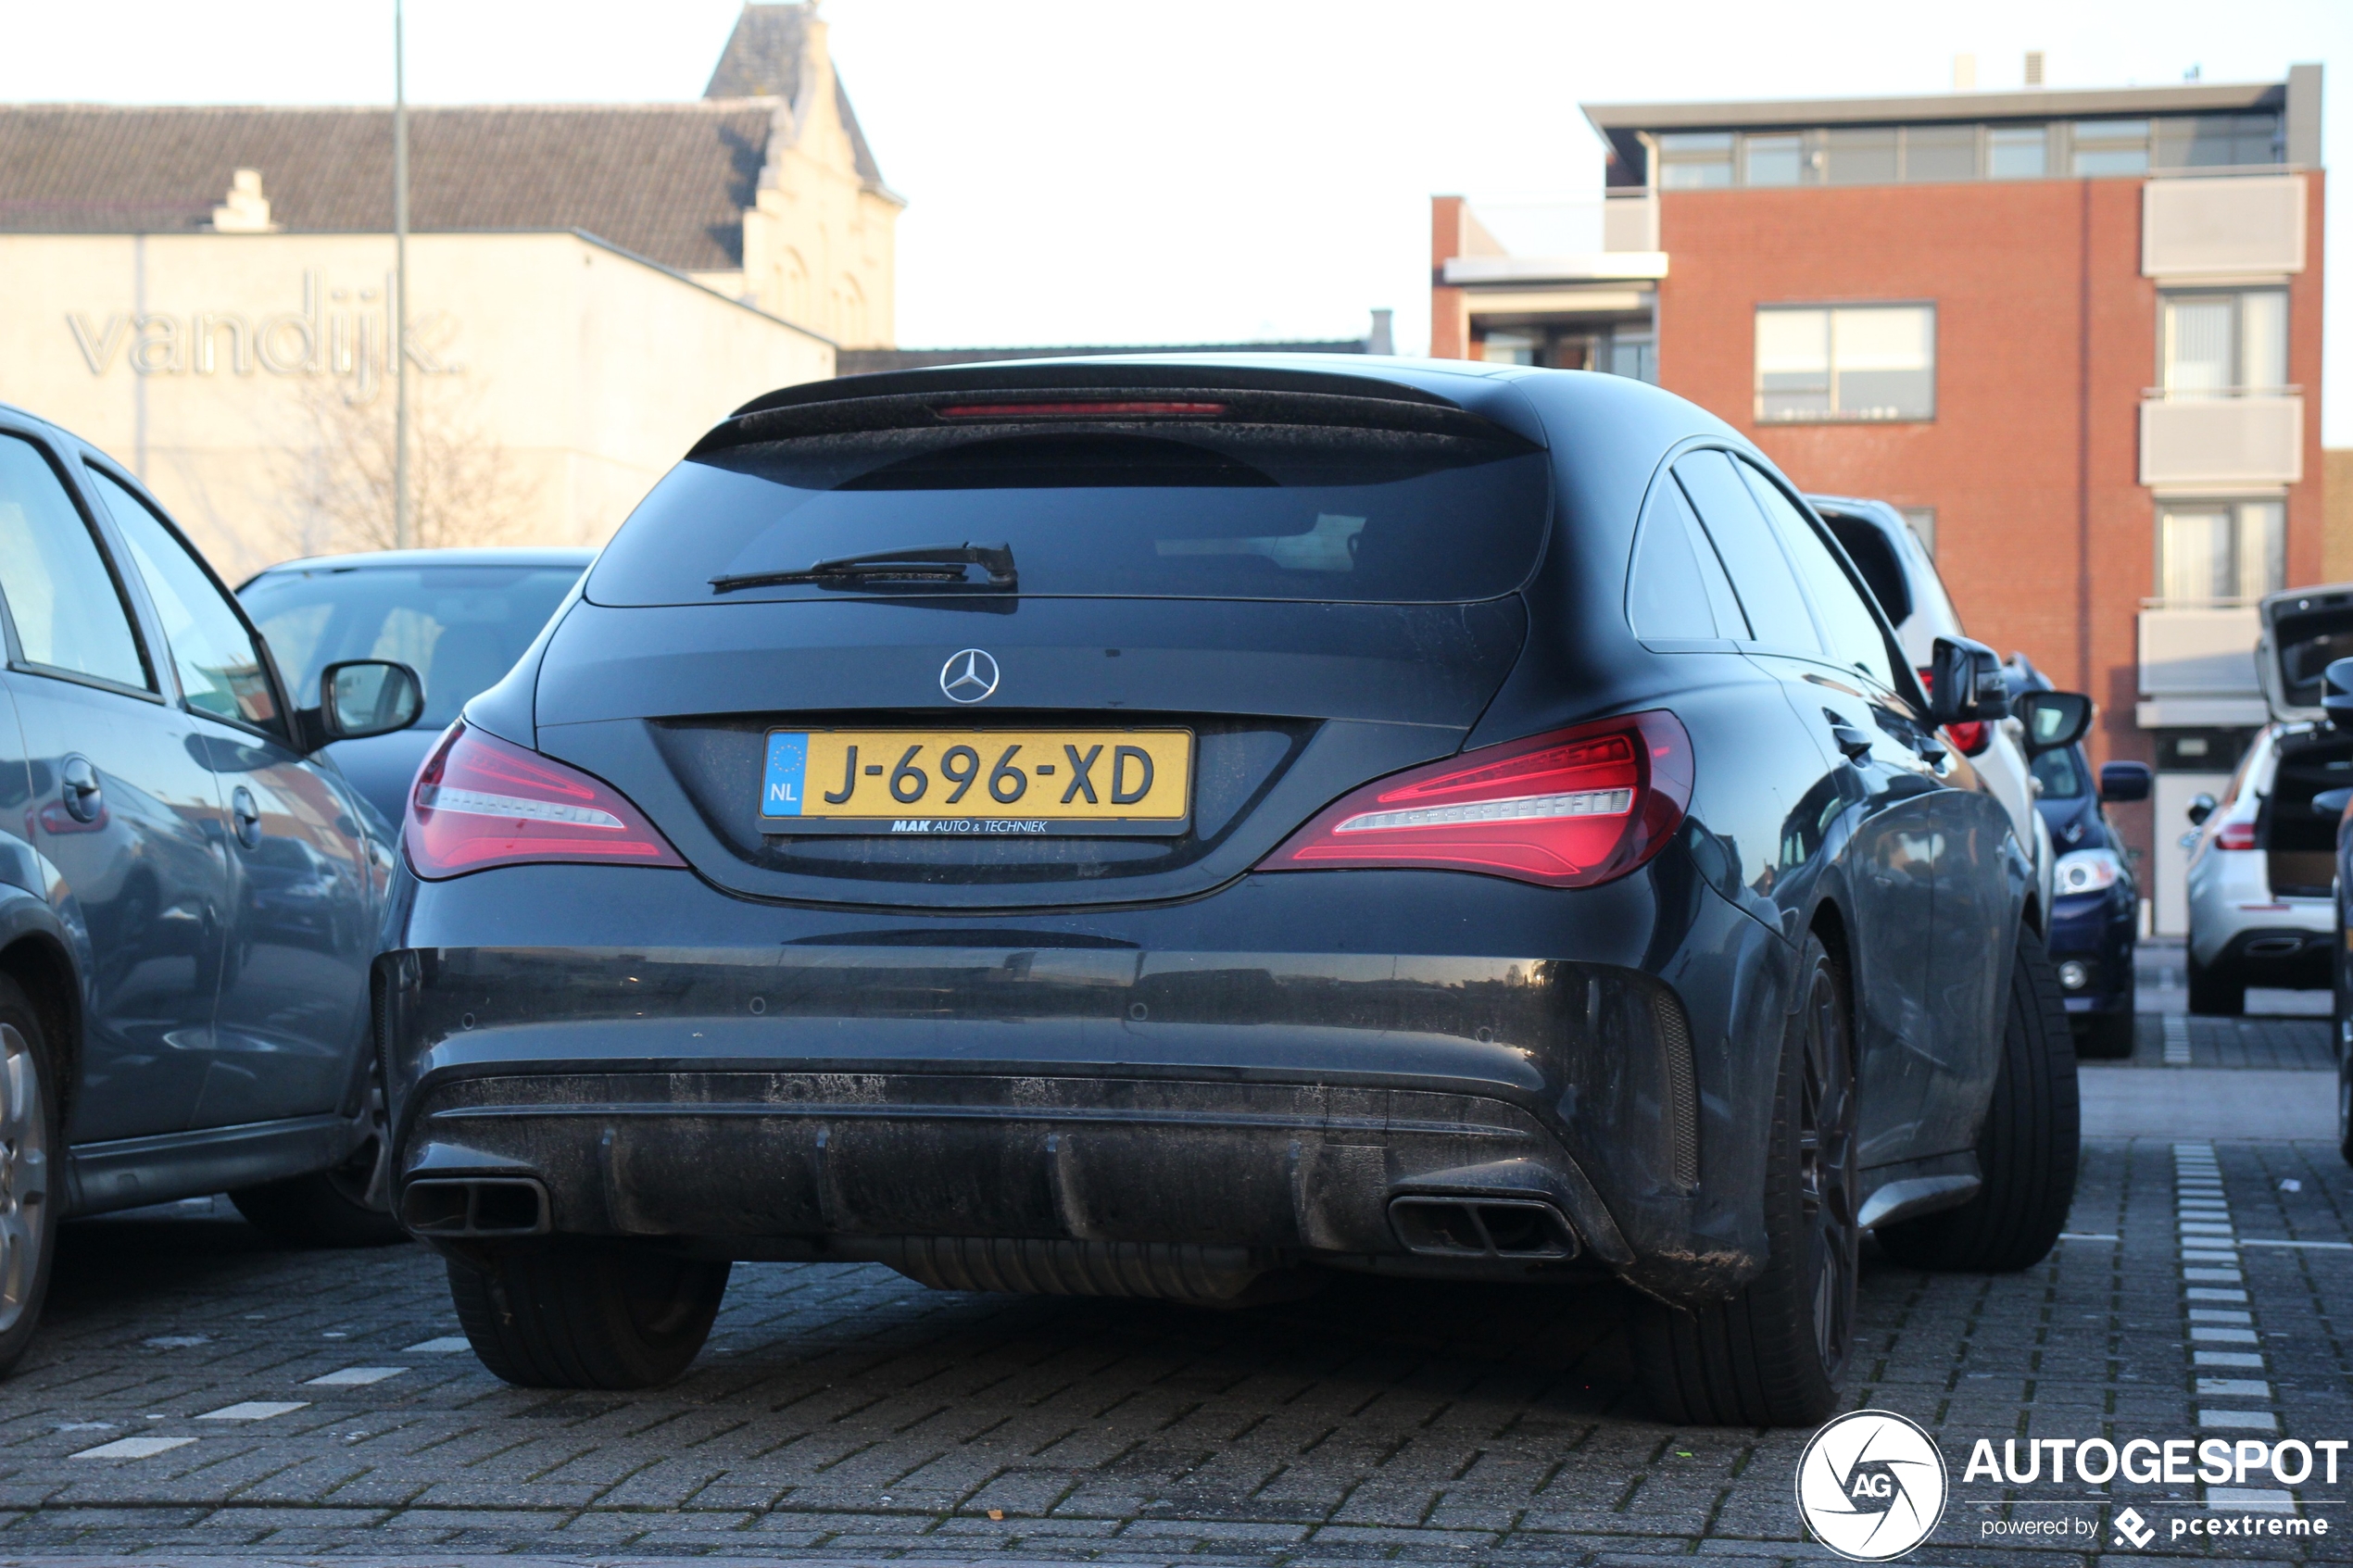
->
1793, 1410, 1948, 1561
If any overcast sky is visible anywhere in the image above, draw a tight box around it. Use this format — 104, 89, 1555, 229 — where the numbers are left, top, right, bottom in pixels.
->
3, 1, 2347, 438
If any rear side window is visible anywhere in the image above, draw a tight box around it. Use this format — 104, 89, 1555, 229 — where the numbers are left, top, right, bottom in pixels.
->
0, 434, 149, 690
1628, 473, 1749, 642
588, 426, 1551, 606
1737, 460, 1897, 690
241, 565, 583, 729
1671, 450, 1820, 654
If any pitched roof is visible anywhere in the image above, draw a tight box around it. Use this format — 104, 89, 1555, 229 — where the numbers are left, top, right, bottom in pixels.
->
0, 100, 775, 273
704, 3, 887, 191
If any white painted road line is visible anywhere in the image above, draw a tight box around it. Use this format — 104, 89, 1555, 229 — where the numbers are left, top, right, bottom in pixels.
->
2164, 1016, 2192, 1064
2196, 1378, 2272, 1398
2207, 1487, 2297, 1512
304, 1366, 407, 1386
70, 1436, 195, 1460
403, 1336, 471, 1353
2197, 1409, 2281, 1431
197, 1400, 308, 1422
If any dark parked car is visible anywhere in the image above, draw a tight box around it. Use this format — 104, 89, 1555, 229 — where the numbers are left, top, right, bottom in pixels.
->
0, 403, 426, 1368
238, 549, 593, 827
380, 358, 2082, 1426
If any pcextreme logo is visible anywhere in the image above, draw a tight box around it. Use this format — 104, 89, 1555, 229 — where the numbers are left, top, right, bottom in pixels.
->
1794, 1410, 1950, 1561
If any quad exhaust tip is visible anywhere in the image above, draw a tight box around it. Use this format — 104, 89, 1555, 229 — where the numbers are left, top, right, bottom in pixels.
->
400, 1176, 551, 1237
1388, 1195, 1578, 1260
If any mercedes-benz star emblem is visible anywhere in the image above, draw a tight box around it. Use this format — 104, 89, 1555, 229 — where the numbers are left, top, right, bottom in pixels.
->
940, 648, 1000, 704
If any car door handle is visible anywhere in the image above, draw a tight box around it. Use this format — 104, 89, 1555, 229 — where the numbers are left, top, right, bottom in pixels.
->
1828, 722, 1874, 763
231, 785, 262, 850
60, 756, 102, 823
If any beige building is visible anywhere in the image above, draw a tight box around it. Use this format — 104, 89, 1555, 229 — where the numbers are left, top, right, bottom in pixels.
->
0, 3, 900, 580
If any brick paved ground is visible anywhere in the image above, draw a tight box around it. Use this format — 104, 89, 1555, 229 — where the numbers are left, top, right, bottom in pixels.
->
0, 1068, 2347, 1565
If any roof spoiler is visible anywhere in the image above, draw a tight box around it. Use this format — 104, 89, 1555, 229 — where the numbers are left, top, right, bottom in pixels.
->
691, 360, 1540, 458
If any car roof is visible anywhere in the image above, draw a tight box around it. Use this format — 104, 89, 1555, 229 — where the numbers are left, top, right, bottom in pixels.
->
245, 546, 598, 578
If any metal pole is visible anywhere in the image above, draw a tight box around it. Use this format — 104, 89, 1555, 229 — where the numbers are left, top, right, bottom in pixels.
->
393, 0, 411, 550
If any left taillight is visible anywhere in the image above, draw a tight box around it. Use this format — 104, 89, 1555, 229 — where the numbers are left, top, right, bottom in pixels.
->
405, 722, 686, 880
1257, 710, 1693, 889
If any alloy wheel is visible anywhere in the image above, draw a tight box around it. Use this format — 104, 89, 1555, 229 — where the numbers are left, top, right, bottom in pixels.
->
0, 1024, 48, 1336
1796, 963, 1858, 1376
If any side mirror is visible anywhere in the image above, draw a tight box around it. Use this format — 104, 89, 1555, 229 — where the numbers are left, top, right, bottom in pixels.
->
319, 659, 424, 742
2325, 658, 2353, 729
1928, 635, 2011, 726
2014, 690, 2093, 756
2315, 786, 2353, 817
2097, 761, 2153, 803
2186, 791, 2218, 826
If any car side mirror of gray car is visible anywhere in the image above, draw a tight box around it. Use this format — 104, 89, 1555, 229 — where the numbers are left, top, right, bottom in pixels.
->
1928, 635, 2010, 726
313, 659, 425, 745
2097, 761, 2152, 803
2015, 690, 2092, 756
2323, 657, 2353, 729
2186, 792, 2218, 826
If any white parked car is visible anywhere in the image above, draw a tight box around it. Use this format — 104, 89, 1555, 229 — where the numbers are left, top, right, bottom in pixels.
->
1807, 495, 2060, 927
2182, 582, 2353, 1013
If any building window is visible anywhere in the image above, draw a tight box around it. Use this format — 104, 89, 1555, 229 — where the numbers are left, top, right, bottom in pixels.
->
1477, 332, 1536, 366
1902, 125, 1977, 182
1659, 132, 1733, 189
2071, 119, 2150, 176
1900, 507, 1937, 558
2158, 500, 2284, 603
1607, 330, 1657, 383
1986, 125, 2048, 178
2154, 113, 2284, 169
1743, 133, 1804, 186
2160, 289, 2288, 396
1755, 304, 1935, 423
1823, 127, 1898, 184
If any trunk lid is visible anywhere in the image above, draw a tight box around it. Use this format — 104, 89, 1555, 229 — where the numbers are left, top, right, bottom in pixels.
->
2258, 581, 2353, 722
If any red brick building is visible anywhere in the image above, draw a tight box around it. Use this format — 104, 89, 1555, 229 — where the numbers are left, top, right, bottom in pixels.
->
1431, 70, 2322, 928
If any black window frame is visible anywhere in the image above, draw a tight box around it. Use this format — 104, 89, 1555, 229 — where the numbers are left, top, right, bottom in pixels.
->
0, 424, 165, 705
78, 452, 298, 747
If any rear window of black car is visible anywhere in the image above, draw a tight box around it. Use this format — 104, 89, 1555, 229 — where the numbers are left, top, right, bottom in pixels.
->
586, 425, 1550, 605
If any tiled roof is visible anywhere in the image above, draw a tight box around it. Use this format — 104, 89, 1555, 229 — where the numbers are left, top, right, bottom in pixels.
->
0, 101, 775, 272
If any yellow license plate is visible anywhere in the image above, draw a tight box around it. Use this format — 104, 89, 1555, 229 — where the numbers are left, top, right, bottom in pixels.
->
760, 729, 1193, 834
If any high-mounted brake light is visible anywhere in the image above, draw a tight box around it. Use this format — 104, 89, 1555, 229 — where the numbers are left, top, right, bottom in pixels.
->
1258, 711, 1693, 888
405, 722, 686, 879
935, 401, 1227, 420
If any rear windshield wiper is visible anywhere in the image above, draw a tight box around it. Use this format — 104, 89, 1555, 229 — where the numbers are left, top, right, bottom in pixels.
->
711, 542, 1016, 595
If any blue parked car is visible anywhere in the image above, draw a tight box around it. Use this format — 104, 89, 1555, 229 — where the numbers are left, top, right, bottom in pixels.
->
2014, 661, 2148, 1058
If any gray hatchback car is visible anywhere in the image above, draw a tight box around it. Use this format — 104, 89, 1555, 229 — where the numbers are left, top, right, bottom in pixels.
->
0, 404, 425, 1369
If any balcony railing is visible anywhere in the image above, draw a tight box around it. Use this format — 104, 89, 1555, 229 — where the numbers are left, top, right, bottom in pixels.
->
2143, 172, 2307, 279
2140, 393, 2303, 487
2136, 603, 2265, 727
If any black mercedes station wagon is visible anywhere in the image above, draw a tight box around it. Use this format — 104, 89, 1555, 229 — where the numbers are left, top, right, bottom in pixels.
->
380, 358, 2082, 1425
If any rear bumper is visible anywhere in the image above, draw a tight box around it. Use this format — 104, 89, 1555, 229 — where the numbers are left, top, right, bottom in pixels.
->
2209, 926, 2335, 990
379, 858, 1795, 1305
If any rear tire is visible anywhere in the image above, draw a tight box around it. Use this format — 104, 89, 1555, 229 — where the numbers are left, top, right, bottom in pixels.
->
2187, 952, 2244, 1016
0, 978, 58, 1378
1633, 932, 1856, 1427
2072, 1010, 2135, 1060
1877, 926, 2079, 1273
446, 1239, 730, 1390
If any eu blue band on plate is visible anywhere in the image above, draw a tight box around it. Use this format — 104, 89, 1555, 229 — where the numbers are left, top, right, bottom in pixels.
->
761, 733, 808, 817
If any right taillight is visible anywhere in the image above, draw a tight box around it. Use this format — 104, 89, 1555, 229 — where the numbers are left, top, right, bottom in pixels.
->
2214, 820, 2257, 851
1255, 710, 1692, 888
405, 722, 686, 879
